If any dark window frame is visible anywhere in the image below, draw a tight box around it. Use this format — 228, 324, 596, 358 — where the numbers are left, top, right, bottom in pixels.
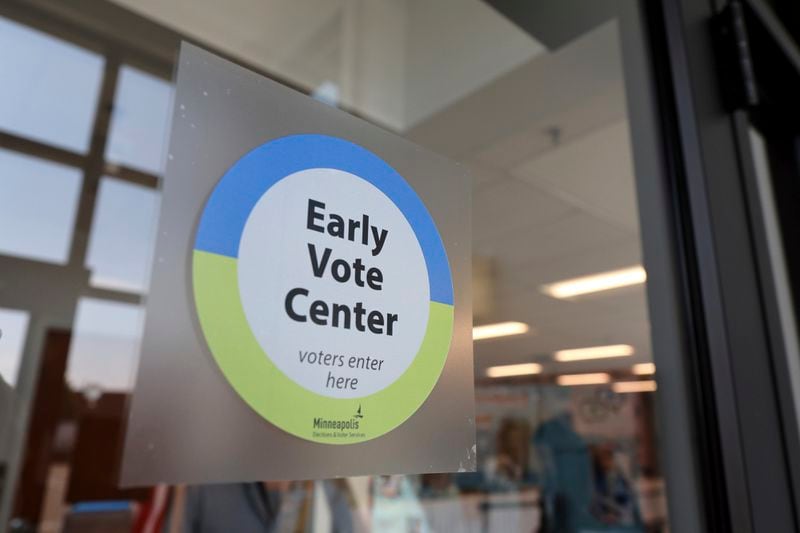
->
654, 0, 800, 530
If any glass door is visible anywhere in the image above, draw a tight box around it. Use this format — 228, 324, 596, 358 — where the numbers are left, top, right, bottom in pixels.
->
0, 0, 716, 531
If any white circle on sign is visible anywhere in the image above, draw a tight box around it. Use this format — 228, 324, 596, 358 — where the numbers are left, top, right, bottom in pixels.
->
237, 168, 430, 399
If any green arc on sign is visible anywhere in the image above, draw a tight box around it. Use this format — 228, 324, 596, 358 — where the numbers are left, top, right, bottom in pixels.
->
193, 250, 454, 444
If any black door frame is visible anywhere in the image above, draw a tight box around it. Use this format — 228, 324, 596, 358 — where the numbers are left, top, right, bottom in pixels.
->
734, 0, 800, 521
656, 0, 800, 530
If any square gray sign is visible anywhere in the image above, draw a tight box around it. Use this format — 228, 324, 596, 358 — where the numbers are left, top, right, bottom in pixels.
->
121, 43, 473, 486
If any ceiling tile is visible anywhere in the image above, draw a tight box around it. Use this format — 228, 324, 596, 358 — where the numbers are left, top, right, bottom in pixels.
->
511, 120, 640, 233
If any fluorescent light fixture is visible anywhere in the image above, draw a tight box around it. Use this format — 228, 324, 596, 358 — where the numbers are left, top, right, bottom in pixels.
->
486, 363, 542, 378
613, 380, 657, 393
541, 266, 646, 299
632, 363, 656, 375
554, 344, 634, 362
556, 373, 611, 386
473, 321, 529, 341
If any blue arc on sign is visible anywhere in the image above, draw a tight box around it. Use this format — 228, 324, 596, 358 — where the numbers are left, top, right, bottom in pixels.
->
194, 134, 453, 306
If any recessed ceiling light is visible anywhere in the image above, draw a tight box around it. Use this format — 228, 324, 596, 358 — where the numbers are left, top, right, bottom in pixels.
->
632, 363, 656, 375
613, 380, 657, 393
554, 344, 634, 362
556, 373, 611, 386
473, 321, 529, 341
486, 363, 543, 378
541, 266, 646, 299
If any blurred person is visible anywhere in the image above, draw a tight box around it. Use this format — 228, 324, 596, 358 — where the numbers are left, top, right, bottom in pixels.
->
370, 476, 428, 533
588, 443, 640, 527
418, 473, 458, 499
163, 479, 357, 533
168, 482, 293, 533
484, 418, 535, 491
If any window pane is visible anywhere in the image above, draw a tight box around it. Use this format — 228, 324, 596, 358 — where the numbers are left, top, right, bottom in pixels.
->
0, 148, 83, 264
0, 16, 104, 153
106, 65, 173, 175
0, 307, 30, 388
86, 177, 160, 293
0, 2, 676, 532
65, 298, 143, 395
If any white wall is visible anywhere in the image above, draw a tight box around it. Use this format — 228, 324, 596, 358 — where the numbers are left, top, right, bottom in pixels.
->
404, 0, 543, 127
108, 0, 542, 130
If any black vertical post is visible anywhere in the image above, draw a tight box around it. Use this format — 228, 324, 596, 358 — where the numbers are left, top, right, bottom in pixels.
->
658, 0, 799, 530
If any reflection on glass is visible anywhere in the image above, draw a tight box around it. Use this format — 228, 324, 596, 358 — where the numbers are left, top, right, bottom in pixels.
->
104, 0, 543, 130
0, 307, 30, 387
151, 389, 660, 531
0, 2, 669, 532
0, 307, 28, 472
0, 148, 83, 264
0, 15, 103, 153
65, 298, 143, 397
86, 177, 160, 293
105, 65, 173, 175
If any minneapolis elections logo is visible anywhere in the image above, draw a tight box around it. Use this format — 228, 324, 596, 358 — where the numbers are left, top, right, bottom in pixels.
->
192, 134, 454, 444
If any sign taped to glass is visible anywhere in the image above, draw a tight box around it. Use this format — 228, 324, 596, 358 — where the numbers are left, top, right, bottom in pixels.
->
120, 43, 473, 485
